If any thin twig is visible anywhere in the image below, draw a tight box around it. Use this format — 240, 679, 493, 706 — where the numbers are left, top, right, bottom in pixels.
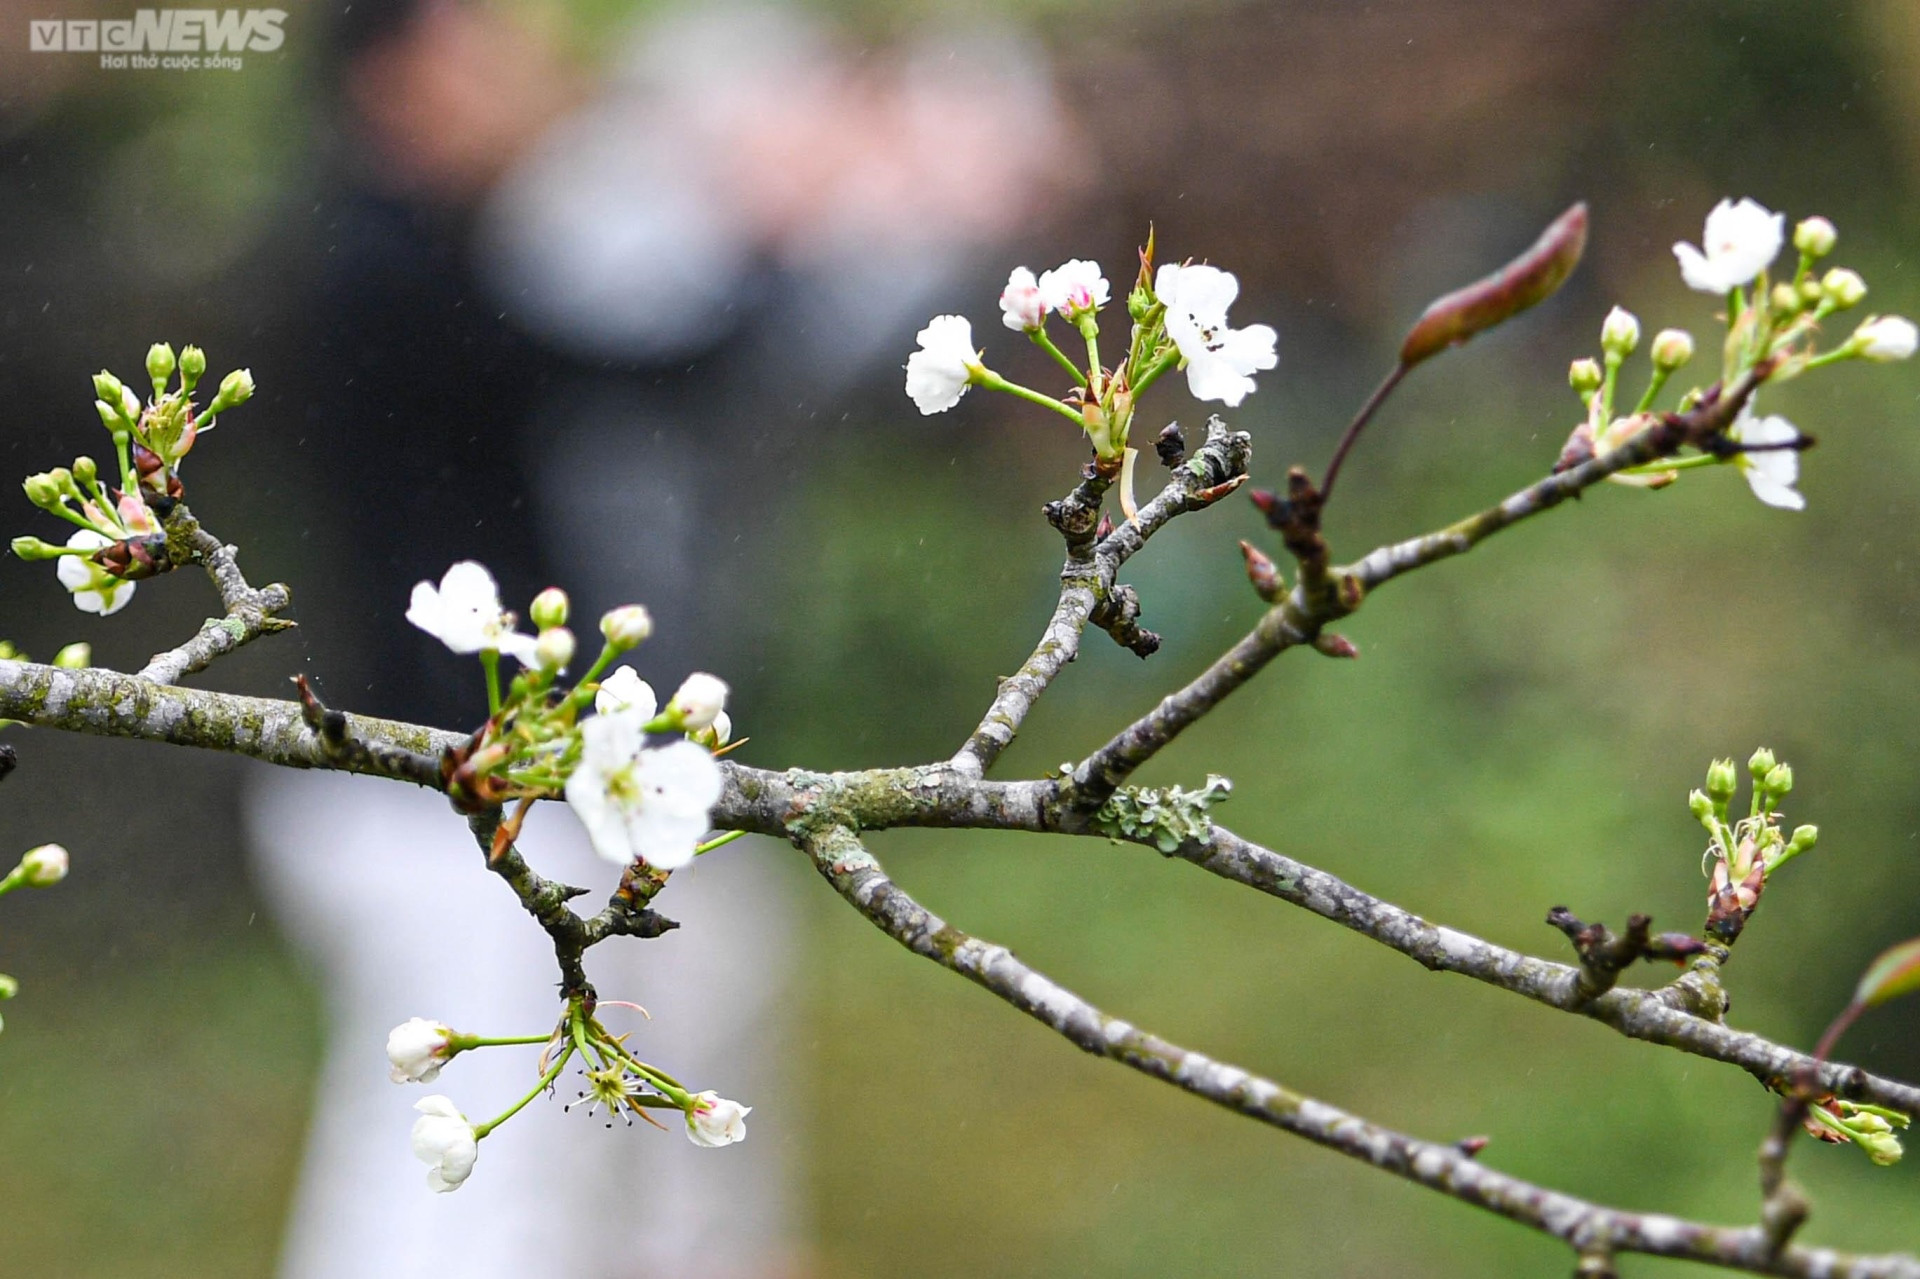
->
137, 505, 293, 685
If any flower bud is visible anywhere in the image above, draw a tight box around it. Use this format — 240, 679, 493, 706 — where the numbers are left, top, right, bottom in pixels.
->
1822, 268, 1867, 310
1861, 1130, 1904, 1167
1688, 789, 1714, 822
1705, 758, 1738, 804
1763, 762, 1793, 798
1747, 747, 1776, 779
1600, 306, 1640, 357
19, 843, 67, 887
178, 345, 206, 391
1568, 358, 1603, 397
10, 536, 62, 561
51, 642, 90, 669
47, 467, 73, 496
71, 456, 97, 487
599, 605, 653, 651
119, 385, 141, 423
91, 370, 125, 408
692, 710, 733, 749
0, 973, 16, 1000
1793, 216, 1837, 258
534, 627, 575, 672
1650, 328, 1694, 371
1850, 315, 1918, 363
529, 587, 569, 630
387, 1016, 456, 1084
667, 672, 729, 731
146, 343, 176, 392
212, 367, 255, 411
21, 475, 59, 509
94, 400, 119, 430
1786, 824, 1818, 857
1770, 283, 1801, 315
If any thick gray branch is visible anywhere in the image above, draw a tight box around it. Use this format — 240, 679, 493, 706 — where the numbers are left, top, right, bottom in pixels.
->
801, 823, 1919, 1279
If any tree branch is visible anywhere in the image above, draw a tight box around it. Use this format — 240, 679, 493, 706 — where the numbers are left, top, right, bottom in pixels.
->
799, 822, 1920, 1279
137, 505, 293, 685
1067, 374, 1764, 810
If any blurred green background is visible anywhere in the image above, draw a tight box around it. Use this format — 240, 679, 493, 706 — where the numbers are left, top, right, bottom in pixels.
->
2, 0, 1919, 1274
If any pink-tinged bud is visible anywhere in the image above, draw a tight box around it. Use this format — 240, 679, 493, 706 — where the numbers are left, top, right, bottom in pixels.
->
1313, 632, 1359, 659
1239, 540, 1283, 602
1399, 203, 1589, 367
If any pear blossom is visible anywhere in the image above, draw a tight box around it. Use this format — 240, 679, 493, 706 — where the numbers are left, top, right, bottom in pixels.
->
1852, 315, 1918, 362
405, 561, 539, 663
667, 672, 729, 730
595, 666, 656, 720
1672, 198, 1784, 294
904, 315, 981, 415
387, 1017, 455, 1084
999, 267, 1046, 332
1036, 259, 1109, 319
410, 1095, 479, 1192
56, 531, 135, 616
1155, 263, 1278, 407
1729, 405, 1804, 511
685, 1091, 751, 1147
565, 714, 723, 868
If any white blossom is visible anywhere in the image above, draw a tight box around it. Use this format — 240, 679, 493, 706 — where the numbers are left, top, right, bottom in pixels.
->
999, 266, 1046, 332
387, 1017, 455, 1084
565, 715, 723, 869
1036, 259, 1109, 319
595, 666, 656, 720
405, 561, 539, 663
667, 672, 729, 730
410, 1095, 479, 1193
1672, 198, 1784, 294
599, 604, 653, 649
685, 1091, 751, 1147
1852, 315, 1918, 362
1729, 405, 1804, 511
1154, 263, 1278, 407
56, 531, 134, 616
904, 315, 981, 415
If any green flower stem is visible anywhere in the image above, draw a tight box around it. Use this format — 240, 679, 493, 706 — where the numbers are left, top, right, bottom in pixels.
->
1599, 352, 1623, 424
0, 866, 26, 898
1079, 320, 1104, 398
695, 829, 747, 856
451, 1032, 557, 1050
1614, 454, 1718, 479
1633, 367, 1673, 415
480, 650, 502, 717
472, 1045, 573, 1139
1804, 345, 1860, 371
576, 643, 619, 691
972, 371, 1084, 427
1128, 348, 1181, 399
592, 1030, 690, 1104
1028, 329, 1087, 386
111, 431, 137, 499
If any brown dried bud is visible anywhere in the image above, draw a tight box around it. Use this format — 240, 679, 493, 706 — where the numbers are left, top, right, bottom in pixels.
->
1155, 422, 1187, 468
1399, 203, 1589, 367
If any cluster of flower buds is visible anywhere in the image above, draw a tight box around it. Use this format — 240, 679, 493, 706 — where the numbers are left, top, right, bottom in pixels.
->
905, 238, 1276, 515
1687, 747, 1816, 942
387, 1001, 750, 1193
1804, 1097, 1907, 1167
407, 562, 733, 869
1561, 199, 1914, 511
11, 344, 254, 615
0, 843, 71, 1034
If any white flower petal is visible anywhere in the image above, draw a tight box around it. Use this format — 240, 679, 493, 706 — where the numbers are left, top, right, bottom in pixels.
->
595, 667, 657, 719
1673, 198, 1784, 294
905, 315, 977, 415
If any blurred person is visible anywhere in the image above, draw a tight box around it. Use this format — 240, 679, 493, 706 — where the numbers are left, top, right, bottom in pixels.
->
245, 3, 1074, 1276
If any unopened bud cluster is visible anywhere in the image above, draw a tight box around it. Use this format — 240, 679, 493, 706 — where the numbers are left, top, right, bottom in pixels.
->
1688, 748, 1815, 943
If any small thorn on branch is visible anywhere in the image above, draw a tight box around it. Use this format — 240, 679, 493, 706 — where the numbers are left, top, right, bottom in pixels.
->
1454, 1135, 1490, 1159
1546, 906, 1710, 1005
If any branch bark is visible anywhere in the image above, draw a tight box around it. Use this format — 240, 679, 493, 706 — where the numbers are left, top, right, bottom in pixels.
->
137, 505, 293, 685
800, 822, 1920, 1279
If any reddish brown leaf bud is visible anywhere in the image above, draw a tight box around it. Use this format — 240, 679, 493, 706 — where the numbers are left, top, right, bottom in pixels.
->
1239, 540, 1283, 602
1399, 203, 1589, 367
1313, 632, 1360, 659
